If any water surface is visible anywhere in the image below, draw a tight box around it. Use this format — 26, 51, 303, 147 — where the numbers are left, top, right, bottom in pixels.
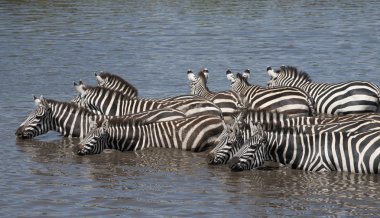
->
1, 0, 380, 217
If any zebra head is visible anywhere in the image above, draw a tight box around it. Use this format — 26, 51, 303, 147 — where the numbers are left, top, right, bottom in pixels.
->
207, 118, 244, 165
226, 69, 249, 91
228, 123, 267, 171
15, 96, 53, 139
77, 119, 110, 155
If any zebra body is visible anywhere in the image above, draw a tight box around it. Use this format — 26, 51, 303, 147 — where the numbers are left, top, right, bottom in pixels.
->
15, 96, 187, 139
227, 70, 315, 117
187, 69, 242, 124
95, 72, 139, 98
208, 109, 380, 165
77, 115, 225, 155
74, 85, 223, 117
267, 66, 380, 115
229, 124, 380, 174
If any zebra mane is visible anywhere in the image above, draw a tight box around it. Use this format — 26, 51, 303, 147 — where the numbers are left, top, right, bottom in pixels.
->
83, 85, 128, 99
97, 72, 138, 93
278, 66, 312, 82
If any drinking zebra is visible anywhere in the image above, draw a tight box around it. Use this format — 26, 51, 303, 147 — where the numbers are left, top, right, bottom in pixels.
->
226, 69, 315, 117
207, 109, 380, 165
76, 114, 225, 155
267, 65, 380, 115
73, 83, 223, 118
95, 72, 139, 98
229, 123, 380, 174
187, 68, 242, 124
15, 96, 187, 139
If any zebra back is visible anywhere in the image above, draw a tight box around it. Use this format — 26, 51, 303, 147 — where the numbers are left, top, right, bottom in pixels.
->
267, 65, 380, 115
231, 122, 380, 173
77, 114, 225, 155
95, 72, 138, 98
227, 70, 315, 116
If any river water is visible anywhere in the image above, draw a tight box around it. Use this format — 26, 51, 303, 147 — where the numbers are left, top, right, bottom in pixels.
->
1, 0, 380, 217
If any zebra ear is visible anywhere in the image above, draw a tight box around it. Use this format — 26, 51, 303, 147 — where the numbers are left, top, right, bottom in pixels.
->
95, 72, 106, 85
202, 68, 209, 80
74, 81, 86, 97
187, 69, 196, 82
243, 69, 250, 78
34, 95, 41, 106
40, 96, 50, 108
266, 66, 278, 78
226, 70, 236, 83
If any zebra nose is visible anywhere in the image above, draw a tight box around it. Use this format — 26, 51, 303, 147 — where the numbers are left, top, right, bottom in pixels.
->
228, 157, 244, 171
15, 126, 27, 139
207, 152, 218, 165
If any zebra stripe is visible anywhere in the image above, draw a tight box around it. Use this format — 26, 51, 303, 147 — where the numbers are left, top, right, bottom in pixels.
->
73, 84, 223, 118
208, 109, 380, 165
229, 123, 380, 174
15, 96, 187, 139
77, 114, 225, 155
187, 68, 242, 124
267, 66, 380, 115
226, 70, 315, 117
95, 72, 138, 98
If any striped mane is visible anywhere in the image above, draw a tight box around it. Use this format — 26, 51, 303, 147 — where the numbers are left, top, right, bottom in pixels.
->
278, 66, 312, 82
83, 85, 129, 100
98, 72, 138, 94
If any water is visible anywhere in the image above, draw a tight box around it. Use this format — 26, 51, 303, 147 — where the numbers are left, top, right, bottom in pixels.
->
1, 0, 380, 216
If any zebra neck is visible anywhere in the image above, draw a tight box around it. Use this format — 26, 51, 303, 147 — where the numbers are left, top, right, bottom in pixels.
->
50, 102, 105, 137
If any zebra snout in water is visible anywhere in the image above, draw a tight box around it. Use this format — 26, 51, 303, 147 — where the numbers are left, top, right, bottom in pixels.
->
228, 157, 244, 172
76, 144, 87, 155
15, 126, 31, 139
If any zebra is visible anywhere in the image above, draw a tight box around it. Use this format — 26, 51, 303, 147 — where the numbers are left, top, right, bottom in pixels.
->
73, 83, 223, 118
207, 108, 380, 165
228, 122, 380, 174
226, 69, 315, 117
95, 71, 139, 98
76, 114, 225, 155
267, 65, 380, 115
15, 96, 187, 139
187, 68, 242, 124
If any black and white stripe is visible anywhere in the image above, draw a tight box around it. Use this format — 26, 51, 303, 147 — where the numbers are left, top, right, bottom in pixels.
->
208, 109, 380, 165
73, 84, 223, 118
229, 123, 380, 174
227, 69, 315, 117
15, 96, 187, 139
77, 114, 225, 155
267, 66, 380, 115
187, 68, 242, 124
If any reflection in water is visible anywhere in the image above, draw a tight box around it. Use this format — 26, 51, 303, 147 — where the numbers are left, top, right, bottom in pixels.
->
16, 137, 380, 216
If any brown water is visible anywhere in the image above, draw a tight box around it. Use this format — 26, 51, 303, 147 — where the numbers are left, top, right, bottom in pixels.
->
2, 0, 380, 216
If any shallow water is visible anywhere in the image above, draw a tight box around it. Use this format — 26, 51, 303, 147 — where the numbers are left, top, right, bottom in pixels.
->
1, 0, 380, 216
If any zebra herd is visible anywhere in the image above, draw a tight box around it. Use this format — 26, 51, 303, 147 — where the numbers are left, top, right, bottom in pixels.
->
16, 66, 380, 174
